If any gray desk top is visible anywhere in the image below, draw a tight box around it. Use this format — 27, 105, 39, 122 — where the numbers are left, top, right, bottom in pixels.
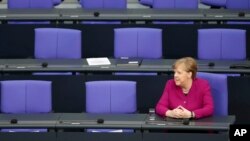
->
1, 9, 250, 21
0, 9, 60, 20
57, 113, 147, 129
0, 113, 234, 131
1, 59, 250, 74
0, 113, 61, 128
144, 114, 235, 131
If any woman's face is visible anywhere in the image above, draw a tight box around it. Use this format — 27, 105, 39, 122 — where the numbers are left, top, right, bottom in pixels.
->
173, 64, 192, 87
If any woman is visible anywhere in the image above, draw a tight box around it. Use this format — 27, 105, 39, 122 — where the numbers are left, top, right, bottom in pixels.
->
156, 57, 214, 119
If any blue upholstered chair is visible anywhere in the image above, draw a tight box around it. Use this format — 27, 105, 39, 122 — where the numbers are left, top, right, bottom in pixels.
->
142, 0, 198, 24
226, 0, 250, 9
114, 28, 162, 75
8, 0, 54, 24
139, 0, 198, 9
114, 28, 162, 59
35, 28, 82, 59
198, 29, 246, 60
225, 0, 250, 24
85, 80, 137, 132
8, 0, 54, 9
80, 0, 127, 9
53, 0, 62, 6
0, 80, 52, 132
34, 28, 81, 75
201, 0, 227, 8
139, 0, 153, 7
79, 0, 126, 24
152, 0, 198, 9
197, 72, 228, 116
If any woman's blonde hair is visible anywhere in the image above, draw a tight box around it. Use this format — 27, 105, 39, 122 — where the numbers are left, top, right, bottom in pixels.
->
172, 57, 197, 79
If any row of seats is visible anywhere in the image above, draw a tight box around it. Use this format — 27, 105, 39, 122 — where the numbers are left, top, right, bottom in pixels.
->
7, 0, 62, 8
140, 0, 250, 9
0, 72, 228, 132
3, 0, 250, 9
33, 27, 246, 60
201, 0, 250, 9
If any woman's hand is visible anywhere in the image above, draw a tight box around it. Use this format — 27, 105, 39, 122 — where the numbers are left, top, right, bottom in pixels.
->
176, 106, 192, 119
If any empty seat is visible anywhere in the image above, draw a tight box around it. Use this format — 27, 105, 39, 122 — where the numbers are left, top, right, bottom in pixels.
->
198, 29, 246, 60
201, 0, 227, 8
85, 80, 136, 132
1, 80, 52, 132
79, 0, 126, 24
114, 28, 162, 59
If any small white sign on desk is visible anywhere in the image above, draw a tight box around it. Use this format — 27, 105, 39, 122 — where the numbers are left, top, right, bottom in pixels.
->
86, 57, 111, 66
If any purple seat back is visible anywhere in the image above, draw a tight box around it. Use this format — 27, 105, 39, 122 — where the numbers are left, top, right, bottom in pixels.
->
81, 0, 127, 9
197, 72, 228, 116
86, 81, 136, 113
33, 72, 73, 75
198, 29, 246, 60
139, 0, 154, 6
227, 21, 250, 24
81, 21, 121, 24
226, 0, 250, 9
53, 0, 62, 6
114, 28, 162, 59
8, 0, 29, 9
1, 129, 47, 132
114, 72, 157, 75
201, 0, 226, 7
8, 0, 54, 9
35, 28, 82, 59
1, 80, 52, 114
153, 21, 194, 24
153, 0, 198, 9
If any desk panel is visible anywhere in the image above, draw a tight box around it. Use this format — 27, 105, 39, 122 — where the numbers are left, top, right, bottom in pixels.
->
1, 9, 250, 21
0, 114, 58, 141
57, 132, 142, 141
143, 114, 235, 131
0, 9, 60, 21
143, 132, 228, 141
2, 59, 250, 74
57, 113, 146, 129
141, 59, 250, 74
0, 113, 60, 128
0, 132, 56, 141
0, 113, 234, 141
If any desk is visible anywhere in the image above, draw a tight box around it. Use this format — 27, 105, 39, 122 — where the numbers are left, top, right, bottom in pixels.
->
57, 113, 234, 141
60, 9, 250, 22
0, 9, 250, 22
142, 59, 250, 74
0, 113, 60, 128
143, 114, 235, 141
57, 113, 146, 129
0, 9, 60, 21
0, 113, 60, 141
1, 59, 250, 74
0, 113, 234, 141
57, 113, 145, 141
144, 114, 235, 131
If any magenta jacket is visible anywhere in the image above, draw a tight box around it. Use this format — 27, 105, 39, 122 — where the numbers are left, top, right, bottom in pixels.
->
156, 78, 214, 119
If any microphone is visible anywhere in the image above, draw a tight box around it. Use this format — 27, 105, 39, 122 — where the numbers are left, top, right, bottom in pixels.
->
208, 62, 215, 67
94, 12, 100, 17
97, 118, 104, 124
182, 118, 190, 125
238, 12, 245, 17
10, 119, 18, 124
41, 62, 48, 68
